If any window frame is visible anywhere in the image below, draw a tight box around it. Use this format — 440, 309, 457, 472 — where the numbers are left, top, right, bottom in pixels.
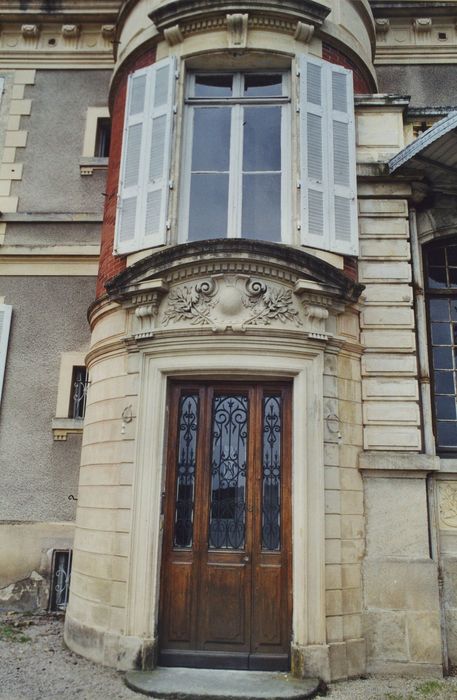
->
424, 238, 457, 453
177, 69, 292, 245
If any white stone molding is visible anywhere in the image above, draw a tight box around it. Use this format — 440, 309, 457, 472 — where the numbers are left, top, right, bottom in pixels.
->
21, 24, 40, 39
101, 24, 116, 40
163, 24, 184, 46
413, 17, 432, 34
294, 21, 314, 44
61, 24, 81, 39
226, 13, 249, 50
125, 339, 326, 658
120, 279, 169, 339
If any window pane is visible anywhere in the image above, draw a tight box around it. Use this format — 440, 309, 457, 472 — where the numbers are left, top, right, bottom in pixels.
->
244, 74, 282, 97
209, 395, 248, 550
433, 347, 453, 369
435, 371, 455, 394
429, 298, 450, 321
243, 106, 281, 172
188, 174, 229, 240
449, 268, 457, 288
173, 394, 199, 548
428, 266, 447, 288
241, 173, 281, 241
427, 247, 445, 266
194, 75, 233, 97
436, 396, 457, 421
431, 323, 452, 345
262, 395, 281, 551
448, 246, 457, 266
437, 421, 457, 449
191, 108, 231, 172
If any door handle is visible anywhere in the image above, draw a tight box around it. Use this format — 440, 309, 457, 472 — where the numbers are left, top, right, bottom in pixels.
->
243, 555, 250, 562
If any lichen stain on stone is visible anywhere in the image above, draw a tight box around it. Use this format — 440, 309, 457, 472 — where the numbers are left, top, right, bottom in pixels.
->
0, 571, 48, 612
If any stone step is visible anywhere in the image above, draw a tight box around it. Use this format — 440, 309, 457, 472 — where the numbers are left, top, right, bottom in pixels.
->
124, 667, 323, 700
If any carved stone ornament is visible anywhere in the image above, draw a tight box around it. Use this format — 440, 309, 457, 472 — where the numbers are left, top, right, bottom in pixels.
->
375, 18, 390, 34
294, 21, 314, 44
413, 18, 432, 34
164, 24, 184, 46
161, 276, 301, 333
101, 25, 116, 40
439, 482, 457, 530
21, 24, 40, 39
227, 14, 249, 50
61, 24, 81, 39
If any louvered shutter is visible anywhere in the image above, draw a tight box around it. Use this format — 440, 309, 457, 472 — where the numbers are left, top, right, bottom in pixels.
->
299, 55, 358, 256
115, 57, 175, 254
0, 304, 12, 405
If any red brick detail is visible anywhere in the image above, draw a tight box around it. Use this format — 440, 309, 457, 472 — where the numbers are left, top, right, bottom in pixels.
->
322, 43, 372, 94
96, 47, 156, 298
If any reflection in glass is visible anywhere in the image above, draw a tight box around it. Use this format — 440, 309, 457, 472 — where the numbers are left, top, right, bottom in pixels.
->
435, 371, 455, 394
241, 174, 281, 241
173, 394, 199, 548
191, 108, 231, 172
437, 421, 457, 448
431, 323, 452, 345
244, 74, 282, 97
428, 267, 447, 288
436, 396, 457, 421
429, 298, 450, 322
433, 347, 453, 370
194, 75, 233, 98
262, 395, 281, 551
209, 395, 248, 550
188, 174, 229, 240
243, 107, 281, 172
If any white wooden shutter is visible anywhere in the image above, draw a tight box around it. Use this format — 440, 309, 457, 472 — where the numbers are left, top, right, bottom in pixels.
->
0, 304, 12, 405
115, 57, 175, 254
299, 55, 358, 256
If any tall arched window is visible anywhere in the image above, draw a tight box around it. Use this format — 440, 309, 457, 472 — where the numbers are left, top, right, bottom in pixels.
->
425, 238, 457, 451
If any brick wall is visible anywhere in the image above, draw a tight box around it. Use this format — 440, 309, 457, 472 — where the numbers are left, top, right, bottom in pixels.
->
323, 44, 372, 94
96, 47, 156, 299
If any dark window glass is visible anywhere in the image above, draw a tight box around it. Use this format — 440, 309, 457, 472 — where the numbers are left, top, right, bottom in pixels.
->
262, 395, 281, 550
95, 118, 111, 157
69, 366, 88, 419
244, 74, 282, 97
426, 240, 457, 450
173, 394, 199, 548
194, 75, 233, 97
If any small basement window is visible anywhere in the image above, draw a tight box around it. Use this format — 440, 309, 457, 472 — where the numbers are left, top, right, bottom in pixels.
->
69, 365, 89, 419
94, 117, 111, 158
49, 549, 73, 612
80, 106, 110, 175
52, 352, 89, 440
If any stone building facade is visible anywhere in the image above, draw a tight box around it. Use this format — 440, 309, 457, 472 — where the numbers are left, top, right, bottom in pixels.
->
2, 0, 457, 683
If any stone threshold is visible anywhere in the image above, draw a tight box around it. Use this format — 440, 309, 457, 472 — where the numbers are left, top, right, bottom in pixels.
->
124, 667, 323, 699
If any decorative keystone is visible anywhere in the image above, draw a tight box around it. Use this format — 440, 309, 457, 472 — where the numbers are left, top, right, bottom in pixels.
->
21, 24, 40, 39
164, 24, 184, 46
226, 13, 248, 50
294, 21, 314, 44
413, 17, 432, 33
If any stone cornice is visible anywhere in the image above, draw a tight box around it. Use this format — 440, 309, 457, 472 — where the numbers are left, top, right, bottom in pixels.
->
1, 1, 122, 23
149, 0, 330, 36
370, 1, 457, 18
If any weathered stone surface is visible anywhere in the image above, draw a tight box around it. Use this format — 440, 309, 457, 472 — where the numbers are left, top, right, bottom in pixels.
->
406, 612, 442, 664
364, 478, 429, 558
364, 610, 408, 662
363, 560, 439, 611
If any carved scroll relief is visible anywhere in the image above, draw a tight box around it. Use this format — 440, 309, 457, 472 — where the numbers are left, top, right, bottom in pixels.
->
439, 482, 457, 530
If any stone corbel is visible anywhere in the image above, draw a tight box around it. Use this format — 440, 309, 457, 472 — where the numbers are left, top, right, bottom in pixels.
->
101, 25, 116, 40
413, 18, 432, 34
21, 24, 40, 39
128, 280, 169, 339
61, 24, 81, 39
293, 278, 344, 340
375, 18, 390, 34
294, 22, 314, 44
164, 24, 184, 46
226, 14, 248, 50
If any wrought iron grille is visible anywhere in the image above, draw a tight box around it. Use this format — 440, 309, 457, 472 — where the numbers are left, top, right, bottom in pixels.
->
209, 394, 248, 550
262, 395, 282, 550
49, 550, 72, 611
173, 394, 199, 547
70, 366, 89, 419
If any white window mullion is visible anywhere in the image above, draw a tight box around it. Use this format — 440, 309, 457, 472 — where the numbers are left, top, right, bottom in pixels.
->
0, 304, 12, 406
178, 106, 195, 243
228, 104, 242, 238
281, 102, 292, 245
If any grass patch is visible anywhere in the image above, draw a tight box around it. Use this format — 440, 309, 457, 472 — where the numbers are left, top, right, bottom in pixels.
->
416, 680, 446, 696
0, 623, 31, 643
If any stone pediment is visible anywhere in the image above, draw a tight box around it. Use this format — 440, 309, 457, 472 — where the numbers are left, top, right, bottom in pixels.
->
106, 240, 363, 341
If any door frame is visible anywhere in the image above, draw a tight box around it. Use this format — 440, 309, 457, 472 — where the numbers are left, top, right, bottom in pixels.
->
124, 340, 326, 662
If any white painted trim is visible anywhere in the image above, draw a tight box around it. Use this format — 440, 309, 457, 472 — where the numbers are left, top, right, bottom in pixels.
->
0, 304, 12, 405
55, 351, 87, 418
82, 107, 110, 157
125, 339, 326, 650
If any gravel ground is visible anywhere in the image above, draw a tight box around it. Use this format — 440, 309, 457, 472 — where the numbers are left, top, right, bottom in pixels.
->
2, 613, 457, 700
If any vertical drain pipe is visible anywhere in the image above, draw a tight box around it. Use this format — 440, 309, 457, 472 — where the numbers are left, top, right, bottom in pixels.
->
410, 207, 448, 674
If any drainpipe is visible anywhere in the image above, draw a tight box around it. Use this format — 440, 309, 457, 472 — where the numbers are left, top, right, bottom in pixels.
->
410, 207, 449, 674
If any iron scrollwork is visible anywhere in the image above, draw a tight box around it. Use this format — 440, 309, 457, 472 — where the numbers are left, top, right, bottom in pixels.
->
173, 394, 199, 548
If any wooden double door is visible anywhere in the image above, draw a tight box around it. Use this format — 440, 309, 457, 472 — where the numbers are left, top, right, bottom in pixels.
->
159, 381, 292, 670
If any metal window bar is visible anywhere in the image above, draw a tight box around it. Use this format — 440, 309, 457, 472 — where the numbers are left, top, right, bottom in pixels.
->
70, 366, 89, 419
49, 550, 72, 611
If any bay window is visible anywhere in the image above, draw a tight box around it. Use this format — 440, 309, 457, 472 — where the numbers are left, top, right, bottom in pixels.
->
114, 54, 358, 257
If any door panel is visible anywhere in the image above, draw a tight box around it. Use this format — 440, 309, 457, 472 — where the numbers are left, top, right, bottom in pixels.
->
159, 382, 291, 670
